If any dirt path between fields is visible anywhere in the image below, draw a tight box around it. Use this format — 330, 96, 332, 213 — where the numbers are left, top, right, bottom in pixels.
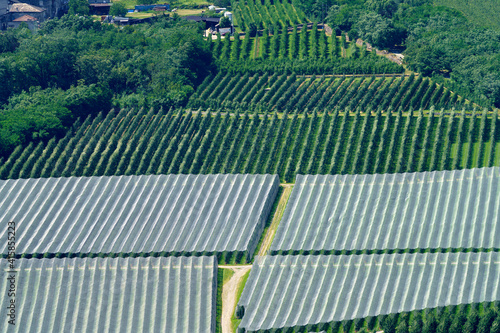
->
222, 266, 252, 333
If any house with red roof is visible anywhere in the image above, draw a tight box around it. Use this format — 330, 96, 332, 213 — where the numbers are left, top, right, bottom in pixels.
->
8, 13, 37, 28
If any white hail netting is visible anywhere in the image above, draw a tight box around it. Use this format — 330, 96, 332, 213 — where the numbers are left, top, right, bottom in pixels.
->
238, 252, 500, 332
0, 174, 279, 257
271, 167, 500, 253
0, 256, 217, 333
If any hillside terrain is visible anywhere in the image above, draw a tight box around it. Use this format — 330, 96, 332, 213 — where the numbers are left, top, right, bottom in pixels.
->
1, 0, 500, 332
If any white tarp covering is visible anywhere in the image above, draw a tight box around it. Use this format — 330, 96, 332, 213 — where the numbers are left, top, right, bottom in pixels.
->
237, 252, 500, 332
0, 256, 217, 332
271, 167, 500, 253
0, 174, 279, 257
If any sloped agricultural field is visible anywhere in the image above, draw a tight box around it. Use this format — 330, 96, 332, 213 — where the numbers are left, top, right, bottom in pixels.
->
189, 74, 465, 112
0, 256, 217, 333
271, 167, 500, 254
1, 107, 499, 183
236, 252, 500, 333
0, 174, 279, 260
210, 31, 403, 75
230, 0, 307, 30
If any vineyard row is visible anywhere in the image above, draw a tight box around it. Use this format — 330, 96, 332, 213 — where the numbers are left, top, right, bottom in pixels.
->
189, 73, 467, 113
229, 0, 307, 32
1, 107, 498, 182
211, 25, 357, 62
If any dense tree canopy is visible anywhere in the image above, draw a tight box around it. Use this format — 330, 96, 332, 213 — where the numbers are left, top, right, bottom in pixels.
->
316, 0, 500, 108
219, 16, 231, 28
68, 0, 90, 15
0, 15, 214, 156
109, 3, 127, 17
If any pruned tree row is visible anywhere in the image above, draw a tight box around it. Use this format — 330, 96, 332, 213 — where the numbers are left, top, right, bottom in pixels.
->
189, 74, 468, 113
230, 0, 306, 33
1, 108, 498, 182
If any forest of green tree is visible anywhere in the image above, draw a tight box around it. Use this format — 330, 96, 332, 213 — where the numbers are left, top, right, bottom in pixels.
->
0, 15, 213, 156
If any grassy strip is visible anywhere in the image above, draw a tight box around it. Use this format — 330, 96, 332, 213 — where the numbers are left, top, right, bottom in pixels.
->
223, 269, 235, 284
215, 268, 224, 333
258, 185, 294, 256
496, 142, 500, 166
252, 186, 284, 259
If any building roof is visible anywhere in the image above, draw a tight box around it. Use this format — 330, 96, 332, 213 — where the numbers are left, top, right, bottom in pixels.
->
9, 2, 45, 12
183, 15, 203, 22
89, 3, 112, 7
12, 14, 36, 21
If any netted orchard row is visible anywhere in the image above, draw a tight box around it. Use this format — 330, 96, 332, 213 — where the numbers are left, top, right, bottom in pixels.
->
1, 107, 499, 182
229, 0, 306, 32
293, 302, 500, 333
211, 25, 366, 62
188, 73, 466, 113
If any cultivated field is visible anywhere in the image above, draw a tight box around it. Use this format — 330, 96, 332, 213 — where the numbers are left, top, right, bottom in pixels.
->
271, 168, 500, 254
1, 1, 499, 332
237, 253, 500, 332
189, 74, 466, 112
0, 256, 218, 333
229, 0, 307, 31
0, 174, 278, 261
1, 108, 499, 183
210, 24, 403, 74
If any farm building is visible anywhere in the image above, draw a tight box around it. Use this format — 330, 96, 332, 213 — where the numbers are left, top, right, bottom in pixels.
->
0, 0, 65, 28
7, 14, 37, 29
0, 0, 6, 15
0, 0, 7, 29
89, 3, 111, 15
207, 5, 226, 13
183, 15, 220, 30
134, 3, 169, 11
8, 2, 46, 21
